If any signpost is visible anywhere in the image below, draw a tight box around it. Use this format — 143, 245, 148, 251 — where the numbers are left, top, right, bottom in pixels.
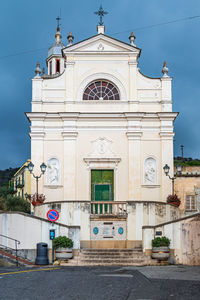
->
47, 210, 59, 264
47, 210, 59, 222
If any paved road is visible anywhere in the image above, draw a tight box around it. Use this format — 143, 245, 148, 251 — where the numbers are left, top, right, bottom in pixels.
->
0, 265, 200, 299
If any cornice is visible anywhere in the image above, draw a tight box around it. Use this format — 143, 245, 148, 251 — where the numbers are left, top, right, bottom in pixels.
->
84, 157, 121, 166
26, 112, 179, 122
62, 33, 141, 54
157, 112, 179, 120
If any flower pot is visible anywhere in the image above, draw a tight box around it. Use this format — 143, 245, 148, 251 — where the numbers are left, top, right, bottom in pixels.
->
168, 201, 180, 207
152, 246, 170, 261
55, 247, 73, 260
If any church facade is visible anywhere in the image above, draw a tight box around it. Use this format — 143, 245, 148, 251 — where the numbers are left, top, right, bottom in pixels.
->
27, 23, 179, 249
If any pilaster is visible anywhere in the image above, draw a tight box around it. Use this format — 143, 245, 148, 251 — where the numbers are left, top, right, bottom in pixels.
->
126, 131, 143, 200
160, 132, 174, 201
32, 78, 43, 102
65, 60, 75, 101
128, 60, 138, 102
62, 131, 78, 200
161, 77, 172, 112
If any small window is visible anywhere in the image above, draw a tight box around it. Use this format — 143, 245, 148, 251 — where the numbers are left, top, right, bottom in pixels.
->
49, 61, 52, 75
56, 59, 60, 73
185, 195, 196, 211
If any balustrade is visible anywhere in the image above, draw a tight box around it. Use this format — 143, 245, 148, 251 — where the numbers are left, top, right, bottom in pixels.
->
91, 201, 127, 216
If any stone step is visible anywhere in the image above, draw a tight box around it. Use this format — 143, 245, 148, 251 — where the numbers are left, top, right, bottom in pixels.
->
80, 258, 146, 263
0, 249, 36, 266
81, 251, 142, 255
81, 248, 142, 252
81, 250, 142, 254
79, 255, 145, 259
79, 251, 143, 256
57, 247, 152, 267
78, 259, 146, 264
63, 261, 148, 266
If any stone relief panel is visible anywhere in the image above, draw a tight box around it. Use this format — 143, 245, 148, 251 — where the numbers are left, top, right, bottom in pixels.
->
88, 137, 116, 158
46, 158, 60, 185
144, 157, 157, 185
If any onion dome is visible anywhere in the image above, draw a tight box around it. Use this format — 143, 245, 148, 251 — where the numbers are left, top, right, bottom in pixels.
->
47, 26, 64, 59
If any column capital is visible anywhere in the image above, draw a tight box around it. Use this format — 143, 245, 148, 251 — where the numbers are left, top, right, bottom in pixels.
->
126, 132, 143, 140
29, 132, 45, 140
62, 132, 78, 140
160, 132, 175, 140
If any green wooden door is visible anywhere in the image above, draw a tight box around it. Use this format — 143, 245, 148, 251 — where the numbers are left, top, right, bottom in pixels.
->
91, 170, 114, 214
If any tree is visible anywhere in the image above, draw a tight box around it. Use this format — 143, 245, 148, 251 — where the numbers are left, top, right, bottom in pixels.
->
3, 195, 30, 213
0, 182, 30, 213
0, 182, 11, 198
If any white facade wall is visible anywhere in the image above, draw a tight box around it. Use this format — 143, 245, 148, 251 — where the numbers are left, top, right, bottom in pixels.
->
27, 31, 177, 246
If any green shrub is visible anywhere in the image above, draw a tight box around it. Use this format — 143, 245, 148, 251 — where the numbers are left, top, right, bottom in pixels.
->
3, 195, 30, 213
53, 236, 73, 249
152, 236, 170, 247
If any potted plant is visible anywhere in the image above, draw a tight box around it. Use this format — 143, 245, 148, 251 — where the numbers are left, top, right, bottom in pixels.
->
151, 236, 170, 261
167, 194, 181, 207
53, 236, 73, 260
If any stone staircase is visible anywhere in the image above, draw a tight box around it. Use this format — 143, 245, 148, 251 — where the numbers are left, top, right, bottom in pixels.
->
0, 247, 37, 267
62, 248, 155, 266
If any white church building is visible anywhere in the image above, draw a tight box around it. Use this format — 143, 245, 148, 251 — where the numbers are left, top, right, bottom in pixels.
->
26, 17, 179, 249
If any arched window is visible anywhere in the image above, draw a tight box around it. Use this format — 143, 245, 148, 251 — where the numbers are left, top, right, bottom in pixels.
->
83, 80, 120, 100
56, 59, 60, 73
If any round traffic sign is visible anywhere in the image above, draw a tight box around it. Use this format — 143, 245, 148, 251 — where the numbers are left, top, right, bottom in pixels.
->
47, 210, 59, 222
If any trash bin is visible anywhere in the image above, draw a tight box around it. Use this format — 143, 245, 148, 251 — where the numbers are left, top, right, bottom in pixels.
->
35, 243, 49, 265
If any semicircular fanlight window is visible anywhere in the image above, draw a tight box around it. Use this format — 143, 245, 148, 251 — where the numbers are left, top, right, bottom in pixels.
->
83, 80, 120, 100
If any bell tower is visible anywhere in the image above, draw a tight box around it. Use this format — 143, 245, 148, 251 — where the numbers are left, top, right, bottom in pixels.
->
46, 18, 65, 75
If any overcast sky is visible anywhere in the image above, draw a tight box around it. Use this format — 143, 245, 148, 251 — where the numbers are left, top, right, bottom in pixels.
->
0, 0, 200, 170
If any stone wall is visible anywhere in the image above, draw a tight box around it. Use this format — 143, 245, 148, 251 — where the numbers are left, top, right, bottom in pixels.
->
142, 213, 200, 265
35, 201, 179, 248
0, 212, 80, 251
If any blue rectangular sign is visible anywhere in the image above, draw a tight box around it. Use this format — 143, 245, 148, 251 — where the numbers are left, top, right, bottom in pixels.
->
50, 229, 55, 240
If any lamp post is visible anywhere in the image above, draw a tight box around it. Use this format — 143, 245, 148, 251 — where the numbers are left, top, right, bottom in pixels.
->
163, 164, 182, 195
27, 161, 47, 202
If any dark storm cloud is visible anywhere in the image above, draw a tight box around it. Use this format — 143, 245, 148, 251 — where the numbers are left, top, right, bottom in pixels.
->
0, 0, 200, 169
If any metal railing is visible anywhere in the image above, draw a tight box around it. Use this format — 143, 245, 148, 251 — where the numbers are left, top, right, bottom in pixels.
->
0, 234, 20, 266
91, 201, 127, 216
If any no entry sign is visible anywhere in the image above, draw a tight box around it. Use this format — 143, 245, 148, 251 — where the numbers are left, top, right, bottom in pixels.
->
47, 210, 59, 222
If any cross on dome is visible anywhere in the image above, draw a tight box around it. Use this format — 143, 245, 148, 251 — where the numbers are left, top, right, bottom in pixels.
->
94, 5, 108, 26
56, 16, 61, 29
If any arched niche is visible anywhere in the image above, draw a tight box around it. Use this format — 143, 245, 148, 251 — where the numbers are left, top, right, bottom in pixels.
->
144, 157, 157, 185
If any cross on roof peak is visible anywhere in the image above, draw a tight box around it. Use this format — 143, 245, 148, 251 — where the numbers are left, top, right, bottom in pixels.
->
94, 5, 108, 26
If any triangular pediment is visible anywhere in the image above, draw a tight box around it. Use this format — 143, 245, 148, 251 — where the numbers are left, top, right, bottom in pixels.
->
62, 34, 141, 55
